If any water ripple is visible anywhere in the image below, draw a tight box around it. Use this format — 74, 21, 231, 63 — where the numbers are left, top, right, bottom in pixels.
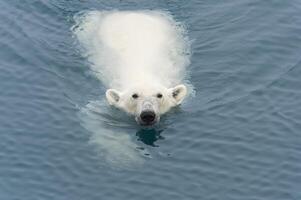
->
1, 0, 301, 200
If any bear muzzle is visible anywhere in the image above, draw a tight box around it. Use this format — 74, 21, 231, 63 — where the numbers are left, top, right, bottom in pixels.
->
136, 100, 160, 126
140, 111, 156, 124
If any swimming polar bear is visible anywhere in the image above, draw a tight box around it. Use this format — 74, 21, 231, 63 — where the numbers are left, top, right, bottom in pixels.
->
74, 11, 191, 126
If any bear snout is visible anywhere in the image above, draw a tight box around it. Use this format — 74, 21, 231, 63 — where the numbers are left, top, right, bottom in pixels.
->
136, 100, 160, 126
140, 111, 156, 124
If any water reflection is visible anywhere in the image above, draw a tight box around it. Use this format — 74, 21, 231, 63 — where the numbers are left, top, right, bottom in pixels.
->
79, 100, 145, 168
136, 129, 164, 147
79, 100, 170, 167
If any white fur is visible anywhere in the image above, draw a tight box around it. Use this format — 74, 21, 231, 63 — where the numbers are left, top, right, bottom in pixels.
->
73, 10, 191, 122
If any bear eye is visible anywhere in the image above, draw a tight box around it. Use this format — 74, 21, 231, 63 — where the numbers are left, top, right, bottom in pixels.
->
157, 93, 163, 98
132, 93, 139, 99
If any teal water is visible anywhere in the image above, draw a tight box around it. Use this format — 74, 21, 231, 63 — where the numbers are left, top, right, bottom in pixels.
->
1, 1, 301, 199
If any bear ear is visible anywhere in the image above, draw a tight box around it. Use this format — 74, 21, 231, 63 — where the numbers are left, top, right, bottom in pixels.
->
106, 89, 121, 105
169, 84, 187, 105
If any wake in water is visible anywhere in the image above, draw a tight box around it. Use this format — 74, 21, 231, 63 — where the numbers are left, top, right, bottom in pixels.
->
73, 10, 192, 167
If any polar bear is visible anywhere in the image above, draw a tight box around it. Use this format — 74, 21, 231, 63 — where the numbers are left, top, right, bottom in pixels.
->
74, 11, 191, 126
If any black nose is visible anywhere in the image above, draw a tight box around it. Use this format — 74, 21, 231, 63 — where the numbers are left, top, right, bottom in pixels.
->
140, 111, 156, 123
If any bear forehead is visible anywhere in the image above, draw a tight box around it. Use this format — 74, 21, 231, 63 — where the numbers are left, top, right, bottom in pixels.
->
125, 84, 167, 94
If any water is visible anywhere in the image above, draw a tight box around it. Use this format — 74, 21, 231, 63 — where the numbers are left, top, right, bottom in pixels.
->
0, 1, 301, 199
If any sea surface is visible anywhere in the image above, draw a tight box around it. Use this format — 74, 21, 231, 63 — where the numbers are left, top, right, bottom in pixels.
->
1, 1, 301, 200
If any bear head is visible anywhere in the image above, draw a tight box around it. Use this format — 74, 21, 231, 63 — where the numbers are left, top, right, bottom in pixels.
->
106, 84, 187, 126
